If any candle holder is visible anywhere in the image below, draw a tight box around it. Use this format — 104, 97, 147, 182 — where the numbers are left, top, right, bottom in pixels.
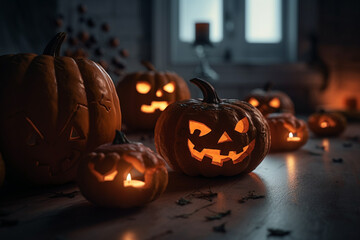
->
193, 23, 219, 84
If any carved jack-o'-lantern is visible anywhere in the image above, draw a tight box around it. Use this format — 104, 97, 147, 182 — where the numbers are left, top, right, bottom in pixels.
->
78, 131, 168, 208
155, 78, 270, 177
0, 153, 5, 187
308, 111, 347, 137
244, 82, 295, 116
267, 113, 309, 152
116, 61, 190, 130
0, 33, 121, 185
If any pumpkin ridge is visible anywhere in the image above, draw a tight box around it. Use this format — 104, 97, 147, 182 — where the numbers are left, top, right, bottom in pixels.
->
26, 55, 58, 131
97, 63, 121, 129
173, 102, 202, 175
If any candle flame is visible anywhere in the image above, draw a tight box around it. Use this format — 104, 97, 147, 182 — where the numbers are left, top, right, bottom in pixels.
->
126, 173, 131, 182
320, 121, 329, 128
289, 132, 294, 138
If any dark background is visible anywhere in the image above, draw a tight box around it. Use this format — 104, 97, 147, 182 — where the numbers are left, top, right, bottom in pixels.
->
1, 0, 360, 114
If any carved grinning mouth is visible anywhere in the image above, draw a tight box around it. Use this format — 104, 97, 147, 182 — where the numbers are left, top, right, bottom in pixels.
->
141, 101, 169, 113
187, 139, 256, 166
35, 150, 80, 176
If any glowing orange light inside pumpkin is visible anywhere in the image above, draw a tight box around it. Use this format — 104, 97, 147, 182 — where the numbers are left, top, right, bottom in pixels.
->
234, 117, 249, 133
269, 98, 280, 108
217, 131, 232, 143
248, 98, 259, 107
320, 121, 329, 128
188, 139, 255, 166
136, 82, 151, 94
141, 101, 168, 113
189, 120, 212, 136
123, 173, 145, 188
163, 82, 175, 93
156, 90, 163, 97
287, 132, 301, 142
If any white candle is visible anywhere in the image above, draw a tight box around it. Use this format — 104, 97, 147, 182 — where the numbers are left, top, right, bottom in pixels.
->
287, 132, 301, 142
123, 173, 145, 188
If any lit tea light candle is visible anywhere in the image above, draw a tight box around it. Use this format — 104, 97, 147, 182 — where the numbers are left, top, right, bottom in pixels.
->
123, 173, 145, 188
320, 121, 329, 128
287, 132, 301, 142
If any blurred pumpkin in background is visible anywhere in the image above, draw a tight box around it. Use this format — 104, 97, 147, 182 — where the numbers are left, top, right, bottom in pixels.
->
0, 32, 121, 185
245, 82, 295, 116
155, 78, 270, 177
267, 113, 309, 152
308, 110, 347, 137
116, 61, 190, 131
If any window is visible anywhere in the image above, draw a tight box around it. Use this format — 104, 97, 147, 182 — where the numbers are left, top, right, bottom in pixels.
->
168, 0, 297, 64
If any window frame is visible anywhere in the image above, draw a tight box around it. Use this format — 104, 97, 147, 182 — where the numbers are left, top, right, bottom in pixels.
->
156, 0, 298, 66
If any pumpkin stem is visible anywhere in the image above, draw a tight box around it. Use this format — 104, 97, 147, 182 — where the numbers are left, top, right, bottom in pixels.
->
190, 78, 221, 104
264, 82, 273, 92
43, 32, 67, 57
112, 130, 131, 145
141, 60, 156, 71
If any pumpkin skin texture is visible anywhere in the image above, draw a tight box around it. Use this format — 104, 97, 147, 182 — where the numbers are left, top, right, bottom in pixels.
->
116, 61, 190, 131
267, 113, 309, 152
77, 131, 168, 208
0, 33, 121, 185
244, 83, 295, 116
155, 78, 270, 177
0, 153, 5, 187
308, 111, 347, 137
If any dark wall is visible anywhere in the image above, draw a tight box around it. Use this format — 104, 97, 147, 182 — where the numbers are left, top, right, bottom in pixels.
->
0, 0, 57, 54
0, 0, 152, 83
1, 0, 360, 112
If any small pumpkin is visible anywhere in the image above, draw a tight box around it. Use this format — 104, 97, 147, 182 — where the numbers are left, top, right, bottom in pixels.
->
308, 110, 347, 137
0, 153, 5, 187
267, 113, 309, 152
0, 32, 121, 185
116, 61, 190, 131
244, 82, 295, 116
77, 131, 168, 208
155, 78, 270, 177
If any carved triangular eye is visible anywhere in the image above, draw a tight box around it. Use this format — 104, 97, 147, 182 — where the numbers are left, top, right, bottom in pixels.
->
235, 117, 249, 133
25, 117, 44, 146
69, 126, 84, 141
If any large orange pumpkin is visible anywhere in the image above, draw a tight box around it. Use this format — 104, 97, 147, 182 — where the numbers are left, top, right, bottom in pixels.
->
155, 78, 270, 177
0, 33, 121, 185
116, 61, 190, 131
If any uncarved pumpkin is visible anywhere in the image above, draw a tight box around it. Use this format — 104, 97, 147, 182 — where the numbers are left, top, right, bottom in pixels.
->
78, 131, 168, 208
116, 61, 190, 131
155, 78, 270, 177
0, 33, 121, 185
245, 82, 295, 116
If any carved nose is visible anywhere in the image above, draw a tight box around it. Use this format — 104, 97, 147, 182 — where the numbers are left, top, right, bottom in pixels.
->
217, 131, 232, 143
156, 90, 163, 97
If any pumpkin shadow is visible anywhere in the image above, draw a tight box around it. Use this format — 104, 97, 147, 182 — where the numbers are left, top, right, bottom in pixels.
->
165, 171, 266, 194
